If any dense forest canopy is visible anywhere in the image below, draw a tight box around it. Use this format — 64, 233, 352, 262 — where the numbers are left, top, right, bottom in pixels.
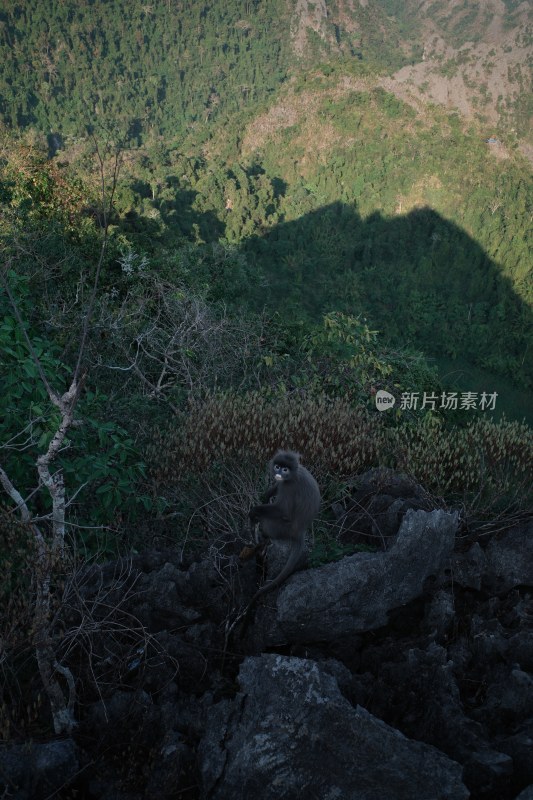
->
0, 0, 293, 137
0, 0, 428, 140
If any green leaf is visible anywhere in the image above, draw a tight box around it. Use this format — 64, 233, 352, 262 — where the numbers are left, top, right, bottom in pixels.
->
138, 495, 153, 511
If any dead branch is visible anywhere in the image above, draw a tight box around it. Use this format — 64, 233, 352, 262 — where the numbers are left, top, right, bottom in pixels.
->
0, 136, 122, 735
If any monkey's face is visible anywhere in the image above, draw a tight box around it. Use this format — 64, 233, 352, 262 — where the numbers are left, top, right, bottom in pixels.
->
273, 462, 293, 482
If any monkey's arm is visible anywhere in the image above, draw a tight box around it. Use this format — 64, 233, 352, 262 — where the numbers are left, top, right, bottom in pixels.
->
249, 502, 290, 525
248, 483, 278, 526
262, 484, 278, 503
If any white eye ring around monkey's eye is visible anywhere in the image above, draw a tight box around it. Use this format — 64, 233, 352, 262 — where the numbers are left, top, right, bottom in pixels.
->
282, 467, 289, 473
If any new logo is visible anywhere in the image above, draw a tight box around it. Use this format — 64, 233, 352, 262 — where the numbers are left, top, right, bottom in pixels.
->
375, 390, 396, 411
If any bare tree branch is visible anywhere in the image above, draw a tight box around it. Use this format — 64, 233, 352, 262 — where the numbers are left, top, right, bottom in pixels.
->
0, 136, 123, 735
0, 464, 33, 525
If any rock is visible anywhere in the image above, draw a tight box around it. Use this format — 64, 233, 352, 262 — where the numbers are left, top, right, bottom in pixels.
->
368, 642, 516, 797
199, 654, 469, 800
388, 644, 488, 762
484, 521, 533, 592
475, 668, 533, 728
443, 542, 486, 591
144, 731, 194, 798
470, 614, 509, 661
0, 738, 78, 800
332, 468, 432, 547
14, 471, 530, 800
512, 595, 533, 628
82, 689, 163, 760
134, 562, 204, 631
463, 748, 513, 796
424, 589, 455, 639
507, 631, 533, 672
515, 785, 533, 800
85, 689, 154, 729
498, 726, 533, 787
250, 509, 459, 646
317, 657, 356, 698
351, 468, 423, 500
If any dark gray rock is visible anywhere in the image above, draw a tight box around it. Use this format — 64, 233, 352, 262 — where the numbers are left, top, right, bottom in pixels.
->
471, 614, 509, 662
507, 631, 533, 672
250, 509, 459, 646
515, 785, 533, 800
516, 595, 533, 625
0, 738, 78, 800
134, 561, 204, 631
498, 725, 533, 787
332, 468, 432, 547
475, 668, 533, 729
463, 748, 514, 796
367, 641, 515, 797
144, 731, 194, 798
199, 654, 469, 800
351, 468, 423, 500
318, 657, 356, 698
389, 644, 490, 762
445, 542, 486, 591
484, 521, 533, 592
85, 689, 154, 729
424, 589, 455, 639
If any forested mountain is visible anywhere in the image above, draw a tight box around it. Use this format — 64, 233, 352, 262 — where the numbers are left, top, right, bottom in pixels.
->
0, 0, 423, 138
1, 0, 532, 406
0, 0, 292, 139
0, 0, 531, 142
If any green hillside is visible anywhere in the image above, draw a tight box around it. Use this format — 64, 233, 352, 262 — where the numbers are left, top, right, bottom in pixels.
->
0, 0, 292, 138
1, 0, 532, 403
107, 76, 532, 392
0, 0, 420, 141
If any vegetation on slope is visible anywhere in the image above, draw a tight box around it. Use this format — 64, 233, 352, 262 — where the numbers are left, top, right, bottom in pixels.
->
0, 0, 292, 139
1, 1, 531, 747
0, 1, 531, 545
1, 143, 530, 541
98, 77, 532, 393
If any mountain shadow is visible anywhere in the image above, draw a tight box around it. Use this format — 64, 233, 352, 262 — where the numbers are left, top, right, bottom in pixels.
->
241, 202, 533, 396
119, 185, 225, 246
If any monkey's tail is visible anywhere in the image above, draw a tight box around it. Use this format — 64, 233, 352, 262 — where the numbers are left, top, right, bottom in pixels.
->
238, 539, 305, 638
251, 539, 305, 603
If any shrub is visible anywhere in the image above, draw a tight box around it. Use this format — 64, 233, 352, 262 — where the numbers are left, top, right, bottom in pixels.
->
151, 391, 386, 484
150, 392, 532, 529
392, 415, 533, 512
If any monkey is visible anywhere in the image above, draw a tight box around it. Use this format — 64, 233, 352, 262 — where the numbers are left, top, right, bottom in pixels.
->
241, 450, 320, 628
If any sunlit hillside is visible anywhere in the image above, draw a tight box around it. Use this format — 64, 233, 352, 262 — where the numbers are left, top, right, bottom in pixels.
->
1, 0, 532, 413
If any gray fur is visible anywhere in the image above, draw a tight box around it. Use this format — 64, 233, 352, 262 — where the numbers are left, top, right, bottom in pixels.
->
248, 450, 321, 604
